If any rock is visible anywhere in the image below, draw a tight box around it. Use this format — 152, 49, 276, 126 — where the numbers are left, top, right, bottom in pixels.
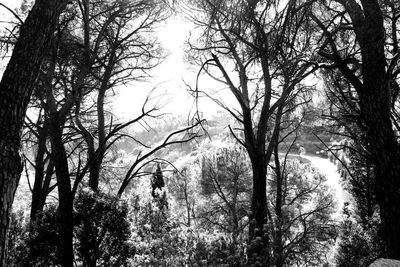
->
369, 258, 400, 267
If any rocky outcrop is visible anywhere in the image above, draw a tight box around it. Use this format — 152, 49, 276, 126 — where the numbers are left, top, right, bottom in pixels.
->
369, 258, 400, 267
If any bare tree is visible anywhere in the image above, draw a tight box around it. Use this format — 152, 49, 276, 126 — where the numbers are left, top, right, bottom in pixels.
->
73, 0, 166, 192
117, 118, 203, 196
185, 0, 316, 262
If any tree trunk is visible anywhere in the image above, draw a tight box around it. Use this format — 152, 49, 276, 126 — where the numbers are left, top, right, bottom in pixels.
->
249, 156, 267, 239
89, 161, 101, 191
348, 0, 400, 258
30, 120, 49, 221
37, 161, 55, 214
320, 0, 400, 258
48, 113, 74, 267
247, 150, 269, 264
370, 121, 400, 258
0, 0, 68, 264
231, 172, 239, 245
273, 146, 284, 267
31, 159, 54, 222
184, 177, 191, 227
88, 59, 113, 191
360, 89, 400, 258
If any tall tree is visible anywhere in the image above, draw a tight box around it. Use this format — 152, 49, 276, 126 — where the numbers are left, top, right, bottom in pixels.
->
73, 0, 166, 192
31, 1, 167, 264
186, 0, 316, 262
311, 0, 400, 258
0, 0, 68, 264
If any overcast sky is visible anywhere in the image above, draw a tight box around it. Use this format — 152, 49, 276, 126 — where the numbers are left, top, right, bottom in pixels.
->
0, 0, 225, 121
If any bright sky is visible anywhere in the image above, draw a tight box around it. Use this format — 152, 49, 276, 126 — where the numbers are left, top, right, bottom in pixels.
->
0, 0, 20, 72
0, 0, 227, 122
0, 0, 18, 10
112, 14, 200, 120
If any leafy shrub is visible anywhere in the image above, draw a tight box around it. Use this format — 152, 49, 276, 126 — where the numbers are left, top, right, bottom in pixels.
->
335, 207, 384, 267
6, 210, 26, 266
192, 234, 247, 266
15, 205, 60, 267
267, 159, 338, 266
131, 220, 246, 266
129, 190, 247, 266
74, 190, 134, 267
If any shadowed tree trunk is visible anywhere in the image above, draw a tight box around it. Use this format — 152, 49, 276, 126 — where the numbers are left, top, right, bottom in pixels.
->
313, 0, 400, 258
0, 0, 68, 264
48, 112, 74, 267
355, 1, 400, 257
88, 65, 109, 192
273, 145, 284, 267
34, 160, 54, 219
30, 119, 51, 222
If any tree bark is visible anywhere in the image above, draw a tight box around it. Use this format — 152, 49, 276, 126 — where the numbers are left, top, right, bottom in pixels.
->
248, 152, 267, 240
0, 0, 68, 264
360, 70, 400, 258
363, 100, 400, 258
37, 161, 55, 215
273, 146, 284, 267
48, 113, 74, 267
344, 0, 400, 258
88, 85, 107, 191
88, 51, 115, 191
326, 0, 400, 258
30, 119, 50, 221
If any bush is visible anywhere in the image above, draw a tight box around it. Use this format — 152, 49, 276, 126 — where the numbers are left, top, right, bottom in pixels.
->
74, 190, 134, 267
335, 207, 384, 267
15, 206, 60, 267
129, 192, 247, 266
6, 210, 26, 266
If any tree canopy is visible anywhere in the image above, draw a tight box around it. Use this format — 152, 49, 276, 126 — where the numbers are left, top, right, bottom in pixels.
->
0, 0, 399, 265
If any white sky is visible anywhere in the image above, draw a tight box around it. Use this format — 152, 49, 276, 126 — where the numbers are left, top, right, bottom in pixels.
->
0, 0, 225, 121
0, 0, 18, 10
